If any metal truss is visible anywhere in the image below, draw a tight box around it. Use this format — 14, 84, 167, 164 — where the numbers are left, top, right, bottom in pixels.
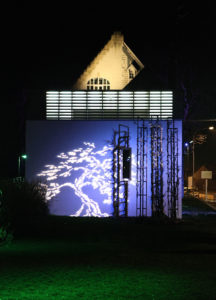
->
150, 118, 164, 217
136, 119, 148, 216
112, 124, 130, 217
167, 119, 179, 219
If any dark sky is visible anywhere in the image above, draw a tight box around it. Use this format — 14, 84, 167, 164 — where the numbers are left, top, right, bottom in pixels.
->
2, 1, 216, 178
4, 1, 216, 90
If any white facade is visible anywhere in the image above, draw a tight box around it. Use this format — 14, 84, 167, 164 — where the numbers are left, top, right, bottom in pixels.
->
73, 32, 144, 90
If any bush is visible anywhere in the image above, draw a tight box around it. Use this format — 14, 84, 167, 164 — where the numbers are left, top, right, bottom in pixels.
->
0, 225, 13, 246
0, 189, 13, 245
0, 180, 49, 229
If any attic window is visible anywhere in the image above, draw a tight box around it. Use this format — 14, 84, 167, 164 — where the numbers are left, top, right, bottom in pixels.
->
87, 78, 110, 90
129, 69, 134, 79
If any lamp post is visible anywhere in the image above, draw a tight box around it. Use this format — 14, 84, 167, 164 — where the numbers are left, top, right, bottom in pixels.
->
183, 142, 190, 188
190, 126, 214, 189
18, 154, 27, 177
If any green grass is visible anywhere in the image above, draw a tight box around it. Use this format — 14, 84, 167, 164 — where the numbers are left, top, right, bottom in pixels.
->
1, 215, 216, 299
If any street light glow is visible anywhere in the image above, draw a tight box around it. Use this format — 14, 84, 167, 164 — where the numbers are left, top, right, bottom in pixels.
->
18, 154, 28, 177
209, 126, 214, 130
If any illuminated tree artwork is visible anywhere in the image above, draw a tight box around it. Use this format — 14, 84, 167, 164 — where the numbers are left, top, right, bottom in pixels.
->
37, 142, 114, 217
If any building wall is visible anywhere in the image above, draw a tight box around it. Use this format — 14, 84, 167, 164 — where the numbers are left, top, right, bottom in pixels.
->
73, 32, 144, 90
26, 120, 182, 218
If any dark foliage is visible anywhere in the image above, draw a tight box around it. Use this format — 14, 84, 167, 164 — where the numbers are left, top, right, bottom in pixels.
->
0, 180, 49, 234
0, 188, 13, 245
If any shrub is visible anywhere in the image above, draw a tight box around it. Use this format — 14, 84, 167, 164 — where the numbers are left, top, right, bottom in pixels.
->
0, 189, 13, 245
0, 225, 13, 246
0, 180, 49, 228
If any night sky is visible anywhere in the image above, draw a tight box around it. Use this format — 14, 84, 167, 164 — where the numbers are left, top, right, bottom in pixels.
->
4, 2, 215, 89
2, 1, 216, 178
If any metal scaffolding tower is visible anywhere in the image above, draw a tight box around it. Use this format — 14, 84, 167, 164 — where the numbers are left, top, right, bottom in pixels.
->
167, 119, 179, 219
112, 124, 130, 217
150, 118, 164, 217
136, 119, 148, 216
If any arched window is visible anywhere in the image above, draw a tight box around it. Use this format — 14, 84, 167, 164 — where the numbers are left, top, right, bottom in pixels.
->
87, 78, 110, 90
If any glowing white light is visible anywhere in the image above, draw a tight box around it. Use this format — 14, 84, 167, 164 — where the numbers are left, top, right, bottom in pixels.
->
38, 142, 114, 217
46, 91, 173, 119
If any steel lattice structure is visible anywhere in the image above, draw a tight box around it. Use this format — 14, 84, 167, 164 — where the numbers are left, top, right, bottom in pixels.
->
150, 118, 164, 217
136, 119, 148, 216
167, 119, 179, 219
112, 124, 130, 217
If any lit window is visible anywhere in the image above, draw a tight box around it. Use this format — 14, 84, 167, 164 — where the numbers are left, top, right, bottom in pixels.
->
87, 78, 110, 90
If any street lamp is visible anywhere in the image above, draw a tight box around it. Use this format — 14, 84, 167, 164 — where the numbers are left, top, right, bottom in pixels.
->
191, 126, 214, 189
18, 154, 27, 177
183, 142, 190, 189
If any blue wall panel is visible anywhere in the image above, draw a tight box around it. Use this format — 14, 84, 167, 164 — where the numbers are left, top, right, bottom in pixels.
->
26, 120, 182, 218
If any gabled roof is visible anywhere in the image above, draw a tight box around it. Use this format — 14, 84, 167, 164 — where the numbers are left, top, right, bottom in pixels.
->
73, 32, 144, 90
122, 42, 144, 71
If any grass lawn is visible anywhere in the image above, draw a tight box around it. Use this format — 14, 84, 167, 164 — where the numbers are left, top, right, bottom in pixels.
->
0, 198, 216, 299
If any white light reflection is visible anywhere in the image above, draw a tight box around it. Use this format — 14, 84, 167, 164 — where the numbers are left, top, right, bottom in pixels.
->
37, 142, 114, 217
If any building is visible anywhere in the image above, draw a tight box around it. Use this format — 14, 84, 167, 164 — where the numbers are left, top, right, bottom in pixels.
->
73, 32, 144, 91
25, 32, 183, 219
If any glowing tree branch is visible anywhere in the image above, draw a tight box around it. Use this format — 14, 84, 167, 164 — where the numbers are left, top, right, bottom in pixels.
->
37, 142, 113, 217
